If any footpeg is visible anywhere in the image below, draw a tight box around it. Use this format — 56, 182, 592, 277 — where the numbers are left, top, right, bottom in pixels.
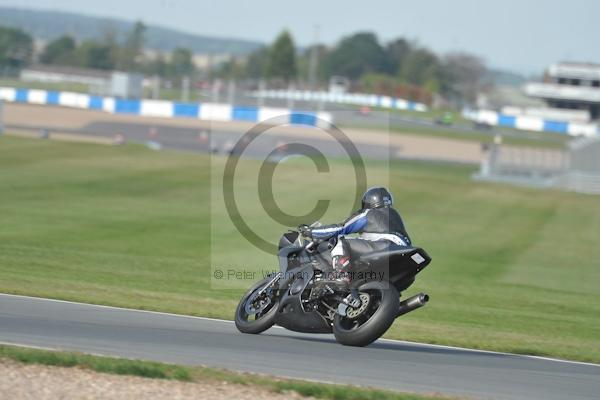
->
343, 289, 361, 308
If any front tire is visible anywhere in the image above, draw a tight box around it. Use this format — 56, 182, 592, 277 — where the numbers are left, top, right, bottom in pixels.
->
333, 282, 399, 347
235, 276, 280, 334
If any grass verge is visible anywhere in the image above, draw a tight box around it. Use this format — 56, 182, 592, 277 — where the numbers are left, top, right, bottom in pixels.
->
0, 135, 598, 363
0, 344, 453, 400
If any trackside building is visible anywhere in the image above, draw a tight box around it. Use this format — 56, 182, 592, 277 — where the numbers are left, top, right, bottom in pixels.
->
524, 62, 600, 121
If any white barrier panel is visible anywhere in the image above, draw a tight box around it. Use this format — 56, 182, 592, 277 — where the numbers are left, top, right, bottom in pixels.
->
316, 112, 334, 129
252, 90, 428, 112
258, 107, 287, 123
200, 103, 232, 121
103, 97, 115, 113
140, 100, 174, 118
568, 123, 598, 137
59, 92, 90, 108
27, 89, 47, 105
380, 96, 392, 108
395, 99, 408, 109
515, 116, 544, 132
0, 87, 16, 102
478, 110, 499, 126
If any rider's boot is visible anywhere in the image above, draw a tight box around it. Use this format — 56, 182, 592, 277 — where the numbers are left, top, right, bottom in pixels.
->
343, 287, 362, 308
321, 255, 352, 289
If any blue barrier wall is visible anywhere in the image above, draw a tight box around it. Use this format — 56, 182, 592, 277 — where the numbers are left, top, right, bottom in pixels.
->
0, 87, 332, 127
464, 109, 599, 137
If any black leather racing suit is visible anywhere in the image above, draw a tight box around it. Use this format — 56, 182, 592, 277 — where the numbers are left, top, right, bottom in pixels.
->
309, 207, 411, 261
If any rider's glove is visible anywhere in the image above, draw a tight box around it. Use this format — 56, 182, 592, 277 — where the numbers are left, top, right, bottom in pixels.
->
298, 224, 312, 238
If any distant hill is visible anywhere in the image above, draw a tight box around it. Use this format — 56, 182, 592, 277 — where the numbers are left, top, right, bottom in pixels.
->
487, 69, 529, 87
0, 6, 263, 55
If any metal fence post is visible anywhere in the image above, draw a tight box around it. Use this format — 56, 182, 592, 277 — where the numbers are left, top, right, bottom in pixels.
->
0, 99, 4, 134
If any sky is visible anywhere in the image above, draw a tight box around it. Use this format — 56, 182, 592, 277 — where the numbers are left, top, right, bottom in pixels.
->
0, 0, 597, 74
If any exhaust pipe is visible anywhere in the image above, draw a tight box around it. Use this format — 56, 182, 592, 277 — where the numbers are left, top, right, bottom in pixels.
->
397, 293, 429, 317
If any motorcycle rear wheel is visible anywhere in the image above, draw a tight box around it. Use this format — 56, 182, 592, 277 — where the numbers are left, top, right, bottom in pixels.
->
235, 276, 280, 334
333, 282, 399, 347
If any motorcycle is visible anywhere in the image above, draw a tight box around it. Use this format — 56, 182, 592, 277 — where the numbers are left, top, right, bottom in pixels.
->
235, 224, 432, 346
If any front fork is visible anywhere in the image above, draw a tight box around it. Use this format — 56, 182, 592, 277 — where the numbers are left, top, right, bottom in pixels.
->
257, 272, 282, 296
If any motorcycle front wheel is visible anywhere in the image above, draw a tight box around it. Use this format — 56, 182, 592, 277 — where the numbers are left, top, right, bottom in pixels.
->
235, 276, 280, 334
333, 281, 399, 347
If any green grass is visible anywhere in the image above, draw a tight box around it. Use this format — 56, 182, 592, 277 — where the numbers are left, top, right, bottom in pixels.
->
340, 121, 568, 149
391, 125, 568, 148
0, 78, 206, 102
0, 345, 452, 400
371, 106, 469, 124
340, 104, 569, 149
0, 135, 599, 363
0, 78, 91, 93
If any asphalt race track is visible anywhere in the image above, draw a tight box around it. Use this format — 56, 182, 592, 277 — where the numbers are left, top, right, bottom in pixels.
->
4, 103, 487, 164
7, 120, 397, 162
1, 294, 598, 400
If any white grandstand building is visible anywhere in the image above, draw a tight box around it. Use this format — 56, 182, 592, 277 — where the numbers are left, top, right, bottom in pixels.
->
524, 62, 600, 121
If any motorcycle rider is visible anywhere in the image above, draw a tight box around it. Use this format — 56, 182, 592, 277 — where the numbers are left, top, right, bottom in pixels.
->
299, 187, 411, 288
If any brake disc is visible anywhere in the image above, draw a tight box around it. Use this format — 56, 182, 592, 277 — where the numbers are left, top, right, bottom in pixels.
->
244, 292, 271, 315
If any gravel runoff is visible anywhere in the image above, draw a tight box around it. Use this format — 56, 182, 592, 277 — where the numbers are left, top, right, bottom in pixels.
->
0, 360, 312, 400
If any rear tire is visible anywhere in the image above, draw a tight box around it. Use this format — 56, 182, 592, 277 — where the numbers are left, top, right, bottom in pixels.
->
235, 276, 280, 334
333, 282, 399, 347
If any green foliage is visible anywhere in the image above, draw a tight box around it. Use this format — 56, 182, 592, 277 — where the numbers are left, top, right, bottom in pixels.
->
360, 72, 399, 93
145, 53, 168, 77
236, 30, 486, 105
31, 21, 195, 79
244, 46, 269, 79
74, 40, 116, 70
0, 26, 33, 70
398, 48, 440, 87
386, 38, 412, 75
39, 35, 76, 65
168, 47, 194, 77
218, 55, 247, 80
266, 30, 297, 82
118, 20, 146, 71
325, 32, 388, 80
440, 52, 489, 105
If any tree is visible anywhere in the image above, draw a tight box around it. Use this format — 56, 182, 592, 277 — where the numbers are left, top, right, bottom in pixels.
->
385, 38, 412, 75
146, 53, 168, 77
0, 26, 33, 70
219, 55, 246, 80
325, 32, 387, 80
296, 44, 329, 85
244, 47, 268, 79
168, 47, 194, 78
119, 20, 146, 71
39, 35, 76, 65
441, 52, 488, 106
101, 27, 120, 72
266, 30, 297, 83
74, 40, 115, 70
398, 47, 440, 90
